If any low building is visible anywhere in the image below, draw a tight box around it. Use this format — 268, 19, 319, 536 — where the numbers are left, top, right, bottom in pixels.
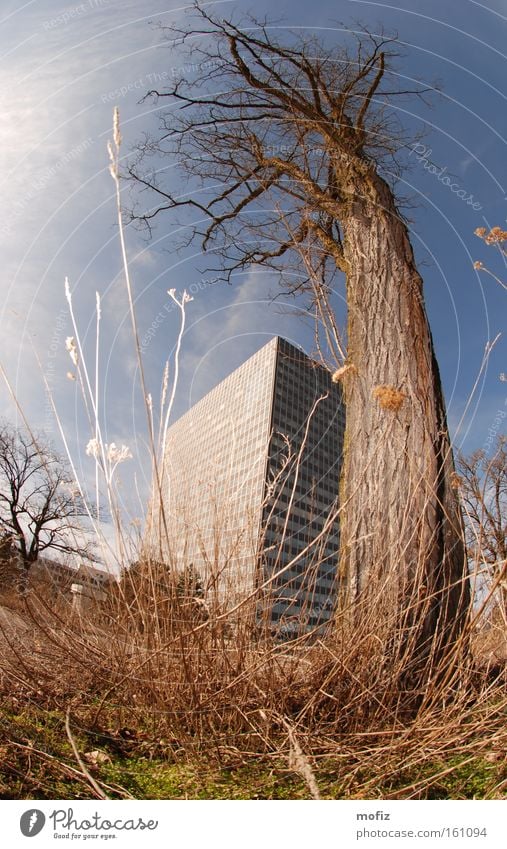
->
30, 558, 115, 613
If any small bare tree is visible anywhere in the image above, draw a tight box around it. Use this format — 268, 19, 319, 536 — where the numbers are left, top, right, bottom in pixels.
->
0, 422, 95, 583
457, 436, 507, 617
129, 7, 469, 679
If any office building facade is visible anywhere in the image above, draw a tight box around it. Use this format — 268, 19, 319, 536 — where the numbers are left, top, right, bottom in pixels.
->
155, 336, 345, 633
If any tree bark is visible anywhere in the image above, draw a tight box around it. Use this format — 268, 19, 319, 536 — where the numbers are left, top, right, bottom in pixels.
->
338, 167, 469, 675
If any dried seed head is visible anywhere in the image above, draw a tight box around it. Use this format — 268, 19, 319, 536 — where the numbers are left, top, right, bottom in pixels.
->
473, 261, 484, 270
65, 336, 78, 366
373, 385, 406, 412
485, 226, 507, 244
107, 443, 132, 464
107, 140, 117, 178
450, 472, 463, 490
86, 438, 100, 459
161, 362, 169, 402
113, 106, 122, 150
332, 363, 356, 383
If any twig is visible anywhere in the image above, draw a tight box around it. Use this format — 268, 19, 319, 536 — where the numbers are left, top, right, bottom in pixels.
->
64, 706, 109, 800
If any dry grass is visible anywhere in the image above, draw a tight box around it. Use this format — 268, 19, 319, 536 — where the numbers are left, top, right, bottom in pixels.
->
0, 547, 505, 799
0, 112, 504, 800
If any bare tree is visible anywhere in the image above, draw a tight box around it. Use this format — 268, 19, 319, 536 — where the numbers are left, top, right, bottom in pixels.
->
0, 422, 95, 583
129, 7, 469, 676
457, 436, 507, 616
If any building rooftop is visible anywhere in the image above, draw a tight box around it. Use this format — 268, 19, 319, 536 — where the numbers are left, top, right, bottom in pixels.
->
167, 336, 333, 434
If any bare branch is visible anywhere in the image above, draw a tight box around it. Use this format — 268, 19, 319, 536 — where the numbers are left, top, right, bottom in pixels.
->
0, 421, 97, 579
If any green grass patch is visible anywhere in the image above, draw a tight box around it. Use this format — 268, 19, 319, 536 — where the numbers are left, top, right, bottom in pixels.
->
101, 758, 309, 800
1, 700, 505, 800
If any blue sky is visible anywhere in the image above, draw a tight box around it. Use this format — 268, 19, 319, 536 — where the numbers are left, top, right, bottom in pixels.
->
0, 0, 505, 541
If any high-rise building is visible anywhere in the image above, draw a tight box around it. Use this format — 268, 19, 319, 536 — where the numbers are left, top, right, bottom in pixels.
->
153, 336, 345, 634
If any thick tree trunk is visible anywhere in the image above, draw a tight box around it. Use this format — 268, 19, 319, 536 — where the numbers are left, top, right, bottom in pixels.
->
338, 170, 470, 680
128, 9, 473, 691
